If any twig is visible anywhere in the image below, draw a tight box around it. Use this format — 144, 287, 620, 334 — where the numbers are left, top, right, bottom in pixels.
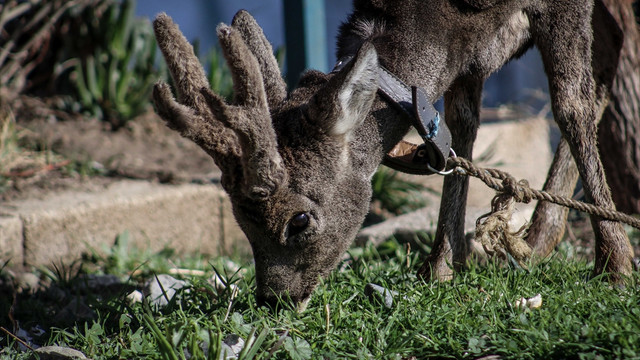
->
0, 0, 35, 30
0, 326, 35, 352
222, 285, 239, 324
2, 159, 71, 178
168, 268, 206, 276
267, 329, 289, 357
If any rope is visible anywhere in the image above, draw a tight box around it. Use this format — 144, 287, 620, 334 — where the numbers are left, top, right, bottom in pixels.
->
447, 156, 640, 266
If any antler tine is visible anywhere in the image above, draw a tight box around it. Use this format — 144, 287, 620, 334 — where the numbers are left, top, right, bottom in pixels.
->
205, 24, 286, 198
231, 10, 287, 108
153, 13, 209, 113
152, 14, 242, 189
216, 24, 269, 109
152, 82, 230, 155
201, 86, 286, 199
153, 13, 285, 199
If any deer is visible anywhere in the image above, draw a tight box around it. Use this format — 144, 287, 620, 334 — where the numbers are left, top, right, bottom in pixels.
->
152, 0, 635, 308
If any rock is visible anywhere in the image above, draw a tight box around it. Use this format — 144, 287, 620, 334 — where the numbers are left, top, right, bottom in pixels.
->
14, 272, 41, 293
218, 343, 237, 360
364, 283, 398, 309
208, 274, 238, 293
54, 298, 97, 325
514, 293, 543, 310
29, 346, 88, 360
145, 274, 188, 307
223, 334, 245, 354
73, 274, 123, 293
126, 290, 144, 304
218, 334, 244, 360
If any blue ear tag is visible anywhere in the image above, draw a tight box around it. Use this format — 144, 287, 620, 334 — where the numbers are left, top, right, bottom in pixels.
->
427, 112, 440, 139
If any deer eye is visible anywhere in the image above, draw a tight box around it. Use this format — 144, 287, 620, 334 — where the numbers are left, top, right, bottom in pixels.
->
287, 212, 310, 238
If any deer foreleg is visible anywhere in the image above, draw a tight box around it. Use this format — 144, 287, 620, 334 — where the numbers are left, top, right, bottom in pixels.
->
418, 76, 482, 280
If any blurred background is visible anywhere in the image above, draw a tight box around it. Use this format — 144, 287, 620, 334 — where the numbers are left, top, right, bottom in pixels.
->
135, 0, 550, 110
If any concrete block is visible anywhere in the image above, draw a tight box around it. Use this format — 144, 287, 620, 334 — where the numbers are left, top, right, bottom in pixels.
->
3, 180, 247, 267
0, 214, 23, 266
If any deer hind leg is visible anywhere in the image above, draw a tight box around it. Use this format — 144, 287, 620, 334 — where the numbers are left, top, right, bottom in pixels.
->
532, 4, 633, 280
528, 0, 623, 259
418, 76, 482, 281
526, 139, 578, 257
527, 99, 610, 257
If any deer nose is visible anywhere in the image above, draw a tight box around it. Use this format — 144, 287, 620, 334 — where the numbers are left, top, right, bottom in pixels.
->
256, 294, 279, 308
256, 293, 311, 311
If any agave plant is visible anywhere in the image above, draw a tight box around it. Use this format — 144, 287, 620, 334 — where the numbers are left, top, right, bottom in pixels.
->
71, 0, 160, 129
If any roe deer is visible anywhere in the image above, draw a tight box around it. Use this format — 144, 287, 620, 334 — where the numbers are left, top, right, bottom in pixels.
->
152, 0, 634, 307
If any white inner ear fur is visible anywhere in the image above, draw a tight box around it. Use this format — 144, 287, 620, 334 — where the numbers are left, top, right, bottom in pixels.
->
331, 46, 379, 141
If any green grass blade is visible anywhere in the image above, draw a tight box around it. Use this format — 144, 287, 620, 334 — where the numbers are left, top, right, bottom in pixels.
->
142, 312, 179, 360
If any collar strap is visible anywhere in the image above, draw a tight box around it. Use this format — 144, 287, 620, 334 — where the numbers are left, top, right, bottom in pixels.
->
332, 56, 452, 173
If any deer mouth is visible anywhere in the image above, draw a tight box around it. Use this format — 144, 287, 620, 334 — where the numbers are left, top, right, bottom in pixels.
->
255, 282, 316, 312
256, 294, 312, 313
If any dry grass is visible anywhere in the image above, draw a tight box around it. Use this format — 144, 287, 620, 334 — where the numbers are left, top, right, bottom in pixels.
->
0, 106, 65, 183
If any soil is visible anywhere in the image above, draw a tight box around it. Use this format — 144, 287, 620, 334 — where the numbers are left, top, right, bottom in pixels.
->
2, 95, 220, 202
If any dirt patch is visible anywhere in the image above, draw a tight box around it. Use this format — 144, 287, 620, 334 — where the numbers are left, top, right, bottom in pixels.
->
2, 95, 219, 201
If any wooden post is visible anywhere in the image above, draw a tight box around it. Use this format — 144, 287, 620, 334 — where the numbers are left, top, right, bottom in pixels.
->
283, 0, 328, 87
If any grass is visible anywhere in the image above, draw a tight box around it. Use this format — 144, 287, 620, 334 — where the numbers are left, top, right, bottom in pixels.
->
1, 236, 639, 359
371, 167, 432, 216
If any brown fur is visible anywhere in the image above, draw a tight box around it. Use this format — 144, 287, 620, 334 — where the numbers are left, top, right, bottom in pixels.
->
153, 0, 634, 306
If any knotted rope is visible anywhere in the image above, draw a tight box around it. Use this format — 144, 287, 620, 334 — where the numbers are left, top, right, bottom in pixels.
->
448, 156, 640, 266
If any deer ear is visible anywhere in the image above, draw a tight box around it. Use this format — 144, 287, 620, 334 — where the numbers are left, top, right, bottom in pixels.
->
310, 42, 378, 141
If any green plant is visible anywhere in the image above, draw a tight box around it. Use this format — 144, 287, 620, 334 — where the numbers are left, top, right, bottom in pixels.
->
199, 45, 284, 103
204, 47, 234, 102
370, 166, 432, 215
40, 259, 85, 289
71, 0, 161, 129
4, 238, 640, 359
0, 0, 96, 93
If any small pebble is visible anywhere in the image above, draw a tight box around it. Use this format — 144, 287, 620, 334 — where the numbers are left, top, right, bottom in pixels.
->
220, 334, 244, 360
15, 273, 40, 294
145, 274, 188, 307
208, 274, 238, 293
29, 345, 87, 360
364, 283, 398, 309
515, 293, 542, 310
127, 290, 144, 304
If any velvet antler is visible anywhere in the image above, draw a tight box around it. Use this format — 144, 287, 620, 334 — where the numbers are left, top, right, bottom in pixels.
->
231, 10, 287, 108
152, 13, 286, 198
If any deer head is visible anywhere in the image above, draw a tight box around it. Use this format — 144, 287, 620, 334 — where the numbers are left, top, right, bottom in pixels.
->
152, 11, 381, 307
